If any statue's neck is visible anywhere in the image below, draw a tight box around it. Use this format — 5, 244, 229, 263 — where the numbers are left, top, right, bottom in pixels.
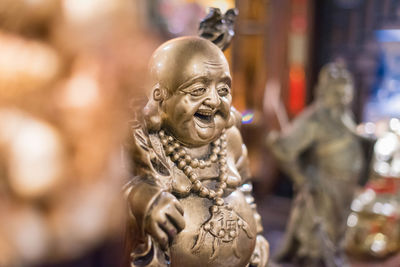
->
184, 143, 211, 159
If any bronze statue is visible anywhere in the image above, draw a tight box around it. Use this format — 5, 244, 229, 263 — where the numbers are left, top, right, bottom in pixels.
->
266, 63, 364, 267
198, 7, 238, 51
125, 36, 269, 267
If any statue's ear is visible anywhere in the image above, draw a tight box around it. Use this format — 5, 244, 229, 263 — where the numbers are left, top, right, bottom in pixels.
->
226, 106, 242, 129
153, 87, 163, 101
143, 99, 162, 131
152, 84, 168, 102
144, 85, 165, 131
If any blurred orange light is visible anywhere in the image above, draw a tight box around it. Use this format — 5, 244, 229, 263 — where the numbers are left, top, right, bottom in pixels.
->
288, 65, 305, 115
291, 16, 307, 33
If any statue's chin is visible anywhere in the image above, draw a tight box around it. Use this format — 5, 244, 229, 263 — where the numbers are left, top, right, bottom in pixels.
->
180, 128, 219, 148
195, 125, 215, 140
170, 118, 226, 147
197, 113, 228, 136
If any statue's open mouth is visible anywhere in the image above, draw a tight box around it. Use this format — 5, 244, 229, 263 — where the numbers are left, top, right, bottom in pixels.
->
194, 109, 215, 128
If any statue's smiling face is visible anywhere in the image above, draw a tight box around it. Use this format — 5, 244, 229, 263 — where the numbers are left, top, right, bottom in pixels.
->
161, 54, 232, 146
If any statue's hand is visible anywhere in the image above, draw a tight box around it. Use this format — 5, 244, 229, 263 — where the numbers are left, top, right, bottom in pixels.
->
145, 192, 185, 251
265, 131, 279, 149
249, 235, 269, 267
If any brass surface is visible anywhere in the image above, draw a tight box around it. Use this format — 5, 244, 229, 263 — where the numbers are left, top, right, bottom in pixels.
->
345, 121, 400, 258
126, 36, 268, 267
198, 8, 238, 51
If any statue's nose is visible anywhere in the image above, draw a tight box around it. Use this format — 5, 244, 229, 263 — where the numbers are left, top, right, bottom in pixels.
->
204, 88, 221, 108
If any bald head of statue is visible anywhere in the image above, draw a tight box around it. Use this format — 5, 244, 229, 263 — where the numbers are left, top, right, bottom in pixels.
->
144, 36, 235, 147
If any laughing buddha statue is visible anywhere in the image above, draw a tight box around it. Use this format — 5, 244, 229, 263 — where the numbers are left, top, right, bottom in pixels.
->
125, 36, 269, 267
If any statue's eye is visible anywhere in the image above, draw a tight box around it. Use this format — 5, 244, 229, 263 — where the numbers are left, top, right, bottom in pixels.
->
190, 87, 206, 96
217, 87, 230, 96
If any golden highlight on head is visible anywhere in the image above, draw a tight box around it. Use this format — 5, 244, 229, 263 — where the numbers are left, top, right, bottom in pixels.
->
148, 36, 229, 97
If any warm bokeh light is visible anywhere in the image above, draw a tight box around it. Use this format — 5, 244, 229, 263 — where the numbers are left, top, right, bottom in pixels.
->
288, 64, 306, 115
0, 109, 65, 198
0, 32, 60, 98
0, 0, 157, 265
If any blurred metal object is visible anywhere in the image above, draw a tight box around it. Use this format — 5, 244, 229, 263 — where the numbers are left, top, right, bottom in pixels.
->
345, 119, 400, 258
0, 0, 156, 265
198, 7, 238, 51
345, 182, 400, 258
125, 36, 269, 267
372, 119, 400, 178
267, 62, 364, 267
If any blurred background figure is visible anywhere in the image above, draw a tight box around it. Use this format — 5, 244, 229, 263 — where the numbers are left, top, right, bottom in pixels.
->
266, 63, 364, 267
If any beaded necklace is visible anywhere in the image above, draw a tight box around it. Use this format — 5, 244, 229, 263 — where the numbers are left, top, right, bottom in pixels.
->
158, 129, 228, 206
158, 129, 254, 259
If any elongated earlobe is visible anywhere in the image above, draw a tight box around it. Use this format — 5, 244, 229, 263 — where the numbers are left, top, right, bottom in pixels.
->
143, 86, 166, 131
227, 106, 242, 128
143, 99, 162, 132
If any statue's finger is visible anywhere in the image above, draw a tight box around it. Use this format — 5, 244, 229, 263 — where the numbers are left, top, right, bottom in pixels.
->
158, 218, 178, 244
149, 223, 169, 251
173, 200, 184, 215
166, 209, 185, 231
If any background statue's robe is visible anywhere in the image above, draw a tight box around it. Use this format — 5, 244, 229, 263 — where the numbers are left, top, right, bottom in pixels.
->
269, 103, 363, 263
